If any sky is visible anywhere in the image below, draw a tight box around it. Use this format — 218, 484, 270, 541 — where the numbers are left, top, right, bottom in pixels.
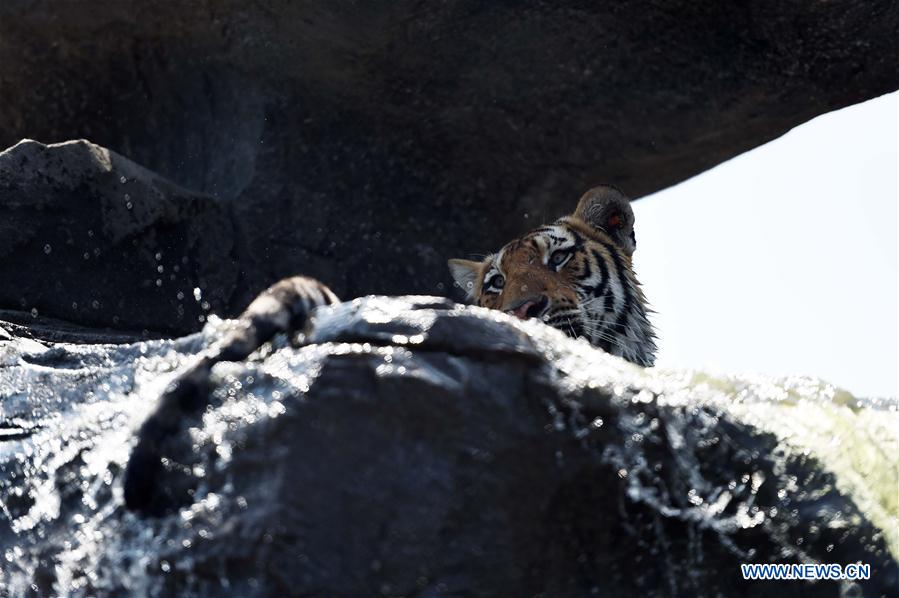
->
631, 92, 898, 399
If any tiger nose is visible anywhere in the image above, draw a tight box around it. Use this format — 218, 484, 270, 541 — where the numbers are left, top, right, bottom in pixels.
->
506, 295, 549, 320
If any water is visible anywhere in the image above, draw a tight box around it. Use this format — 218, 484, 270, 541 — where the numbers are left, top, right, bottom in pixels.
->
0, 298, 896, 595
0, 323, 212, 595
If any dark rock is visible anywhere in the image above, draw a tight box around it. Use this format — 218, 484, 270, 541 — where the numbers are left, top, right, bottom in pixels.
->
0, 139, 238, 334
0, 2, 897, 332
1, 297, 895, 596
0, 308, 151, 345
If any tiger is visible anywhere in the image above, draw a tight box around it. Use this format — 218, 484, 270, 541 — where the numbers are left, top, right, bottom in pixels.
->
124, 184, 655, 514
448, 184, 656, 367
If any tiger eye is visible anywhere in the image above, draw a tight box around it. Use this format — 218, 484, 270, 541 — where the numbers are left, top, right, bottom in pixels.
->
550, 249, 571, 267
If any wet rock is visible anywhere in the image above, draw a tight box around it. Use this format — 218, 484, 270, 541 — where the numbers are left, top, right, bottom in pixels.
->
0, 309, 152, 345
0, 2, 897, 331
0, 298, 896, 596
0, 139, 238, 334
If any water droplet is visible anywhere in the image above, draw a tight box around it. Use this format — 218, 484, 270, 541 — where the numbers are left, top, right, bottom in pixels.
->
124, 193, 130, 201
155, 252, 162, 261
91, 300, 100, 309
30, 307, 38, 317
157, 265, 164, 273
119, 176, 127, 184
156, 279, 162, 287
43, 244, 51, 254
125, 201, 133, 210
71, 302, 78, 309
87, 229, 94, 237
83, 252, 90, 260
193, 287, 202, 301
176, 291, 184, 300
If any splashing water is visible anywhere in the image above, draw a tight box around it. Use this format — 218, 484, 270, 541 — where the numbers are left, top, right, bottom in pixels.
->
0, 298, 895, 595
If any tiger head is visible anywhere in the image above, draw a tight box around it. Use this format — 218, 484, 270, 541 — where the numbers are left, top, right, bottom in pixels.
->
448, 185, 657, 367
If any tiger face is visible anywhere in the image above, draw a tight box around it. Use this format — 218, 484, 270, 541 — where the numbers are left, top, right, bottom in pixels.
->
448, 185, 657, 367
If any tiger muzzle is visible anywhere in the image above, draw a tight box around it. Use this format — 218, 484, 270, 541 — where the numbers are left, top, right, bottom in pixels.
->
506, 295, 549, 320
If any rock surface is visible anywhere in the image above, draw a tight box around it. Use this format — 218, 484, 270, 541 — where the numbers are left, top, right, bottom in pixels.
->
1, 2, 897, 331
0, 298, 896, 596
0, 139, 238, 334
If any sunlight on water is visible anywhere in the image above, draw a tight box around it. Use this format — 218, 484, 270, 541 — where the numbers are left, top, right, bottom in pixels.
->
0, 299, 896, 594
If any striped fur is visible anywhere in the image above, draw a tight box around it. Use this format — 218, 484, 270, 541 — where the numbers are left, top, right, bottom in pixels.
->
448, 185, 657, 367
124, 276, 339, 514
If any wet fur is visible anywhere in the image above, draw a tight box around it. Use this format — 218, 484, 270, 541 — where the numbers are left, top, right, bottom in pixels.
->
123, 277, 338, 514
448, 185, 657, 366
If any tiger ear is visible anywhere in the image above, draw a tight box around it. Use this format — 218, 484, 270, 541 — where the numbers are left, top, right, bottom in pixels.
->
447, 258, 482, 298
574, 185, 636, 255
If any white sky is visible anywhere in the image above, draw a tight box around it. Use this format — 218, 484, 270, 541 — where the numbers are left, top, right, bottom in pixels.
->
632, 92, 898, 399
